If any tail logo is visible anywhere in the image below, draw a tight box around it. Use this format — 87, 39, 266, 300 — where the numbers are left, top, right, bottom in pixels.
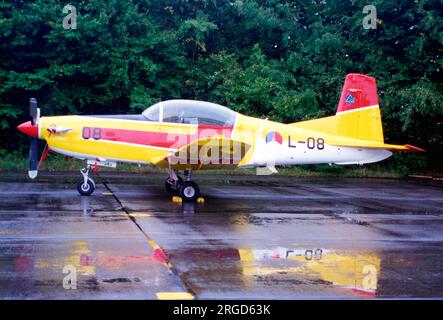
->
265, 131, 283, 144
345, 94, 356, 105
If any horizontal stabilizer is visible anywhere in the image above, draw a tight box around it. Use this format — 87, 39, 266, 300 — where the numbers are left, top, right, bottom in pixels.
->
329, 140, 425, 152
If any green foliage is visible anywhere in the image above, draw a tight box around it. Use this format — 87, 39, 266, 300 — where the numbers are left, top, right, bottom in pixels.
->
0, 105, 23, 129
305, 164, 347, 175
384, 153, 428, 176
0, 0, 442, 171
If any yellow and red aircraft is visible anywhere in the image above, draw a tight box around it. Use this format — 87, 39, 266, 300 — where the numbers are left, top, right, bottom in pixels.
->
17, 73, 423, 201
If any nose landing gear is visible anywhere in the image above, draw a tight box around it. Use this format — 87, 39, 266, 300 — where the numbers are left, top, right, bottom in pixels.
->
77, 164, 96, 196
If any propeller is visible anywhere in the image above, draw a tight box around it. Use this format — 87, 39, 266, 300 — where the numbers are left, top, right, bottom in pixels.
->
28, 98, 40, 179
17, 98, 54, 179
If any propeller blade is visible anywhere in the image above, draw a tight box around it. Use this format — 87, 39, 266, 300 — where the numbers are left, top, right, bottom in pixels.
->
29, 137, 38, 179
30, 97, 38, 126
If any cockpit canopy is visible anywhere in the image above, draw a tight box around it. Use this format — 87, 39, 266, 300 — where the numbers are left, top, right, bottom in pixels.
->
142, 100, 237, 126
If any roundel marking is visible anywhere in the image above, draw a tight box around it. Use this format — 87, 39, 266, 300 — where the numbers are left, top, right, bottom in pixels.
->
265, 131, 283, 144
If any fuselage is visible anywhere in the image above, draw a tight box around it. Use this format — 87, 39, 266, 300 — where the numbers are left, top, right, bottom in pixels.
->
34, 112, 392, 170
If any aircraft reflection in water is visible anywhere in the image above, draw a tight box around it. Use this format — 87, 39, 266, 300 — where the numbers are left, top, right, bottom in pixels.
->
23, 240, 168, 290
16, 239, 381, 297
15, 197, 380, 297
238, 247, 380, 297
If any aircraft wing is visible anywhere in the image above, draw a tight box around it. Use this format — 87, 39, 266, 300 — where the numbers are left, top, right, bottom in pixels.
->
159, 135, 251, 169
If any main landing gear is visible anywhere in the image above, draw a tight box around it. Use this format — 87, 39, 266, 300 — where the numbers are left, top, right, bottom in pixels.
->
165, 169, 200, 202
77, 164, 96, 196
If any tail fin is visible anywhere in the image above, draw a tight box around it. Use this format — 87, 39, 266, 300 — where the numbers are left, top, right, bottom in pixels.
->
335, 73, 384, 142
337, 73, 379, 114
291, 74, 424, 152
291, 73, 384, 143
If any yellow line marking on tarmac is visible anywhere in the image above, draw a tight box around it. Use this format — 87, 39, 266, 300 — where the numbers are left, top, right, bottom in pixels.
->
118, 213, 152, 218
156, 292, 194, 300
102, 182, 196, 298
102, 192, 114, 196
148, 240, 160, 248
129, 213, 152, 218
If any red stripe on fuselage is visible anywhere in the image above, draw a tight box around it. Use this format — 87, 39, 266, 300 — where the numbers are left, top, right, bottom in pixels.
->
94, 125, 233, 149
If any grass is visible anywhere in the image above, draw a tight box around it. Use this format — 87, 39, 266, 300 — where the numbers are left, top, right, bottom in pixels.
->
0, 152, 407, 178
0, 153, 159, 173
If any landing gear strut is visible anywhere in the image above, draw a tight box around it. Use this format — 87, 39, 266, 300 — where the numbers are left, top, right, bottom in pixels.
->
165, 166, 183, 195
166, 169, 200, 202
165, 176, 183, 194
77, 164, 96, 196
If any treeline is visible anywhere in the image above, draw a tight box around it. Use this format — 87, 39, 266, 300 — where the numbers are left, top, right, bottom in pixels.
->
0, 0, 442, 169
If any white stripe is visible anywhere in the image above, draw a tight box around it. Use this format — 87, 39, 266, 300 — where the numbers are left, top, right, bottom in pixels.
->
336, 105, 379, 115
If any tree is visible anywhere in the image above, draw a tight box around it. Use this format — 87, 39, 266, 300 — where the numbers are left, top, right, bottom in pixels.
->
0, 0, 442, 169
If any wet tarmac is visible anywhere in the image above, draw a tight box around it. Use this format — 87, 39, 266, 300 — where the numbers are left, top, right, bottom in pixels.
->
0, 172, 443, 299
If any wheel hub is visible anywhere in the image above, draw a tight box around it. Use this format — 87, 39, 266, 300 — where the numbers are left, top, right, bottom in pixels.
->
183, 186, 195, 198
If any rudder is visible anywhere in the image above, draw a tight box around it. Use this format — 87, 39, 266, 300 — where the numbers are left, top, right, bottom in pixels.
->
292, 73, 384, 143
335, 73, 384, 142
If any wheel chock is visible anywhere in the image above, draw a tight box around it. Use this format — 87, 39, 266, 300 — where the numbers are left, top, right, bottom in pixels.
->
197, 197, 205, 203
172, 196, 182, 203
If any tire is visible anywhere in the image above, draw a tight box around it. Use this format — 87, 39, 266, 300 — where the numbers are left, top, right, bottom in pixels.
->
165, 176, 183, 194
77, 178, 95, 196
179, 181, 200, 202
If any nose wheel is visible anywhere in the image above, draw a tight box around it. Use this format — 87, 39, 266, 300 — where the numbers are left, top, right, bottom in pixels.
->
77, 165, 96, 196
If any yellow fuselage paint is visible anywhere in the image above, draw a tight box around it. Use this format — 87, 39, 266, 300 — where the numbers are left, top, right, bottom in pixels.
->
38, 107, 405, 170
40, 116, 195, 167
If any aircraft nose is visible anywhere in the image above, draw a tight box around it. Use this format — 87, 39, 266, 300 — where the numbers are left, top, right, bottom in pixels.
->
17, 121, 39, 138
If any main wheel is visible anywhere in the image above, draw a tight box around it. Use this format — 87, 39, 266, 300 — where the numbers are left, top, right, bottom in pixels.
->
77, 178, 95, 196
165, 176, 183, 194
179, 181, 200, 202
